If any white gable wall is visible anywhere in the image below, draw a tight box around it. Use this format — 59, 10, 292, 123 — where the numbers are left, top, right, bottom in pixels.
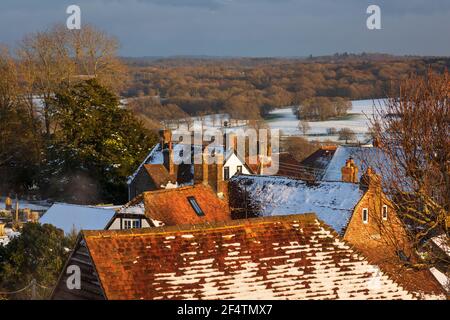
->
223, 153, 250, 179
107, 217, 151, 230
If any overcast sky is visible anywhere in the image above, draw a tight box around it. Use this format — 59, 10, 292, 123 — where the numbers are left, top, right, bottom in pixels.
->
0, 0, 449, 57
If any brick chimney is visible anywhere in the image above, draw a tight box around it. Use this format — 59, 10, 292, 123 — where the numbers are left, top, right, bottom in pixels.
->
341, 157, 358, 183
159, 129, 172, 149
359, 167, 381, 191
202, 149, 209, 186
163, 141, 175, 176
215, 152, 224, 195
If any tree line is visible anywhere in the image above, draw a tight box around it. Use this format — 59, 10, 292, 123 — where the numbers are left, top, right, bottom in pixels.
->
123, 55, 450, 122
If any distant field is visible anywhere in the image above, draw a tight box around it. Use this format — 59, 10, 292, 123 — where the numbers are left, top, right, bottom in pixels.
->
265, 99, 386, 143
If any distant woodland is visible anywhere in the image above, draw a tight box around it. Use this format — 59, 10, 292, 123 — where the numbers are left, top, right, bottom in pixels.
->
123, 54, 450, 126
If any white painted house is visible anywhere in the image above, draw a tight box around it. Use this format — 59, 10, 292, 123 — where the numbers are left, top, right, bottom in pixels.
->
222, 150, 251, 180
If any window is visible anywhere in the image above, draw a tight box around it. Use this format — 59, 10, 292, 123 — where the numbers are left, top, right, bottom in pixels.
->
236, 165, 243, 174
188, 196, 205, 216
224, 166, 230, 180
382, 205, 388, 221
123, 219, 141, 229
362, 208, 369, 224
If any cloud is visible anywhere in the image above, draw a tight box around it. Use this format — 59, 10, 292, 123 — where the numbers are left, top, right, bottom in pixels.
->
0, 0, 449, 56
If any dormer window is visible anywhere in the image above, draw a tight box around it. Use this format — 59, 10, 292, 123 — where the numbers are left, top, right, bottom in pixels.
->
123, 219, 141, 229
188, 196, 205, 216
362, 208, 369, 224
382, 205, 388, 221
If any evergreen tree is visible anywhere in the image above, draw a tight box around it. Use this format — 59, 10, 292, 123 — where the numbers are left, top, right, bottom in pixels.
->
42, 79, 157, 204
0, 223, 74, 300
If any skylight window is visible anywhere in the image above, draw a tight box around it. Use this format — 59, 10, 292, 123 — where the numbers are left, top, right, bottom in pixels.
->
187, 196, 205, 216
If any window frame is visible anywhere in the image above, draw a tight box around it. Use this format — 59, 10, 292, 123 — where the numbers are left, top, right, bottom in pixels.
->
187, 196, 205, 216
382, 205, 388, 221
224, 166, 230, 180
236, 165, 243, 174
362, 208, 369, 224
122, 218, 141, 230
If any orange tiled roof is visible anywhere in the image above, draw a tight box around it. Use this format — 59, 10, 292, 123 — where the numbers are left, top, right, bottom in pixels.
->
143, 184, 231, 226
82, 214, 415, 300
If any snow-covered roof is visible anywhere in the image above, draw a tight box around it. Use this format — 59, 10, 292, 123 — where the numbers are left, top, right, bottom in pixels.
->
77, 214, 414, 300
431, 234, 450, 258
128, 142, 233, 185
322, 146, 387, 181
118, 201, 145, 215
429, 267, 450, 293
230, 175, 364, 234
39, 203, 116, 235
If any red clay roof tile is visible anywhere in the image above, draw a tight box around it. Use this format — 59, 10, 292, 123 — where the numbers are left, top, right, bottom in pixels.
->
82, 214, 415, 300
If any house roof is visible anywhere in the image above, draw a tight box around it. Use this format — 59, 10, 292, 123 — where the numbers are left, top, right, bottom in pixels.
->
273, 152, 313, 179
80, 214, 414, 300
39, 203, 116, 234
144, 164, 173, 187
431, 234, 450, 258
128, 143, 163, 184
142, 184, 231, 226
301, 146, 337, 176
230, 175, 364, 234
321, 146, 390, 182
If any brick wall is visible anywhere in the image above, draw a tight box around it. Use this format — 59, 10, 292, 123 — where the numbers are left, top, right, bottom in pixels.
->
344, 188, 411, 260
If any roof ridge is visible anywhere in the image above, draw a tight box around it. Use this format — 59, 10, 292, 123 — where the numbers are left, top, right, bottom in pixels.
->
82, 213, 318, 238
51, 202, 116, 211
142, 183, 211, 196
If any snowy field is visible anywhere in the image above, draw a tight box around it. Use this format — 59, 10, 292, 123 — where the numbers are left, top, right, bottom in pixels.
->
266, 99, 387, 142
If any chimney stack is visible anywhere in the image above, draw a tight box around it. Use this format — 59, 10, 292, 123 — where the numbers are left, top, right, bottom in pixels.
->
341, 157, 358, 183
163, 141, 175, 176
159, 129, 172, 149
202, 149, 209, 186
359, 167, 381, 191
216, 152, 224, 195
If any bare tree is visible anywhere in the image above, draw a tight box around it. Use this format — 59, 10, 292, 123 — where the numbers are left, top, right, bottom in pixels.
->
16, 24, 127, 136
298, 120, 311, 136
338, 127, 356, 143
370, 70, 449, 244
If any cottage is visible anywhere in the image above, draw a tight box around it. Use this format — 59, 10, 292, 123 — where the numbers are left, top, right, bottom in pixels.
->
52, 214, 416, 300
229, 166, 445, 298
128, 129, 254, 200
